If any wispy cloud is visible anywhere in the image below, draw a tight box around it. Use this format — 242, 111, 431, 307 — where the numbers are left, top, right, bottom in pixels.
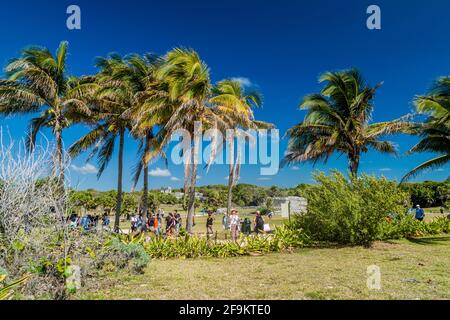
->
436, 168, 445, 172
292, 166, 300, 171
257, 177, 272, 181
71, 163, 98, 175
230, 77, 252, 88
378, 168, 392, 172
149, 167, 171, 177
170, 176, 180, 181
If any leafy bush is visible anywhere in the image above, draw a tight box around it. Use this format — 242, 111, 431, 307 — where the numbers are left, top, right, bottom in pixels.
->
291, 171, 410, 246
138, 226, 307, 260
107, 238, 150, 274
379, 215, 450, 239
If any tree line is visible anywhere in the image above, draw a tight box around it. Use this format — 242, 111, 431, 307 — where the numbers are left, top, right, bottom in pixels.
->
0, 42, 448, 233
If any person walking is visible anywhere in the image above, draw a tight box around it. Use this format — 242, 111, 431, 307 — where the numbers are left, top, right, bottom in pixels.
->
206, 211, 214, 236
415, 205, 425, 221
254, 211, 265, 234
229, 209, 240, 242
175, 211, 182, 233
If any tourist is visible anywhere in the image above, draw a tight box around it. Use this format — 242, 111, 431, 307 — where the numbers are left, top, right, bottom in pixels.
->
222, 214, 228, 230
147, 213, 155, 232
229, 209, 240, 242
136, 214, 144, 231
156, 213, 162, 236
79, 215, 91, 231
415, 205, 425, 221
206, 211, 214, 235
130, 214, 138, 232
254, 211, 265, 234
166, 213, 176, 235
175, 210, 182, 233
102, 212, 110, 229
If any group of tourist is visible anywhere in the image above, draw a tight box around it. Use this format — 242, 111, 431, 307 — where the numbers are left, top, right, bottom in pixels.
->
222, 210, 268, 241
67, 206, 273, 241
130, 209, 183, 236
68, 211, 110, 231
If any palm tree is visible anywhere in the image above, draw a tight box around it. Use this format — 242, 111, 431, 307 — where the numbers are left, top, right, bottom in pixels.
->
0, 41, 90, 183
210, 79, 269, 215
112, 53, 162, 224
152, 48, 224, 234
401, 77, 450, 182
68, 54, 135, 232
283, 69, 409, 177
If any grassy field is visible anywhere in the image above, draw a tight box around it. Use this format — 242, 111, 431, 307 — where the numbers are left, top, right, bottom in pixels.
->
78, 235, 450, 300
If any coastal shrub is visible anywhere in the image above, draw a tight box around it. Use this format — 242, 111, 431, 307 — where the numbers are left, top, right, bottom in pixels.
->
379, 215, 450, 239
291, 171, 410, 247
136, 226, 307, 260
106, 238, 150, 274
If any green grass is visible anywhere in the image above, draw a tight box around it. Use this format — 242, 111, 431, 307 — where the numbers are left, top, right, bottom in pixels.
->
77, 235, 450, 300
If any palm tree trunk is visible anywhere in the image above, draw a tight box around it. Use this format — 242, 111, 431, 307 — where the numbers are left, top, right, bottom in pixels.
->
54, 121, 65, 185
186, 145, 198, 234
348, 152, 360, 177
226, 139, 234, 216
114, 128, 125, 233
141, 130, 153, 227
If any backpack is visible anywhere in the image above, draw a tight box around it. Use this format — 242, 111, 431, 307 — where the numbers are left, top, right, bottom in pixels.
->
149, 217, 155, 227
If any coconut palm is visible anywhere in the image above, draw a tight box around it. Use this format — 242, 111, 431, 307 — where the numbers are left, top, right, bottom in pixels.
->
0, 41, 90, 183
210, 79, 270, 215
68, 54, 135, 232
283, 69, 410, 177
151, 48, 225, 233
112, 53, 163, 223
401, 77, 450, 182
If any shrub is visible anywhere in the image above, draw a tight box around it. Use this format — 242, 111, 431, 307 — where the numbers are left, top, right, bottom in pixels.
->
291, 171, 410, 247
139, 227, 307, 260
107, 238, 150, 274
379, 215, 450, 239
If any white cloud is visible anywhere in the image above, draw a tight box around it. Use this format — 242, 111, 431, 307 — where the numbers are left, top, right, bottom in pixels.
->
71, 163, 98, 175
292, 166, 300, 171
257, 177, 272, 181
149, 167, 171, 177
170, 176, 180, 181
436, 168, 445, 172
379, 168, 392, 172
230, 77, 252, 88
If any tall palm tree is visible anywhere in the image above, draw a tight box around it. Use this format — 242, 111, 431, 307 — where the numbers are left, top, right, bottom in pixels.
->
402, 77, 450, 182
0, 41, 89, 183
210, 79, 269, 215
152, 48, 224, 234
68, 54, 135, 232
113, 53, 162, 223
283, 69, 409, 177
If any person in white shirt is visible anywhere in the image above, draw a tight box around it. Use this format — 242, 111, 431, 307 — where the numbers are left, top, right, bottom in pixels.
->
229, 209, 241, 242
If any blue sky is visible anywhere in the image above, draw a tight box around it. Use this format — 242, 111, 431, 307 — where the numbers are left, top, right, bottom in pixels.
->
0, 0, 448, 191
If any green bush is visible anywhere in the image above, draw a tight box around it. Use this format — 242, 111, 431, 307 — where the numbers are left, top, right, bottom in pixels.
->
291, 171, 410, 247
138, 227, 307, 260
107, 238, 150, 274
379, 215, 450, 239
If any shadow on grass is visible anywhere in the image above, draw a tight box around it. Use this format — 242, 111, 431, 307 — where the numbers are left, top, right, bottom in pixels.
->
406, 235, 450, 246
